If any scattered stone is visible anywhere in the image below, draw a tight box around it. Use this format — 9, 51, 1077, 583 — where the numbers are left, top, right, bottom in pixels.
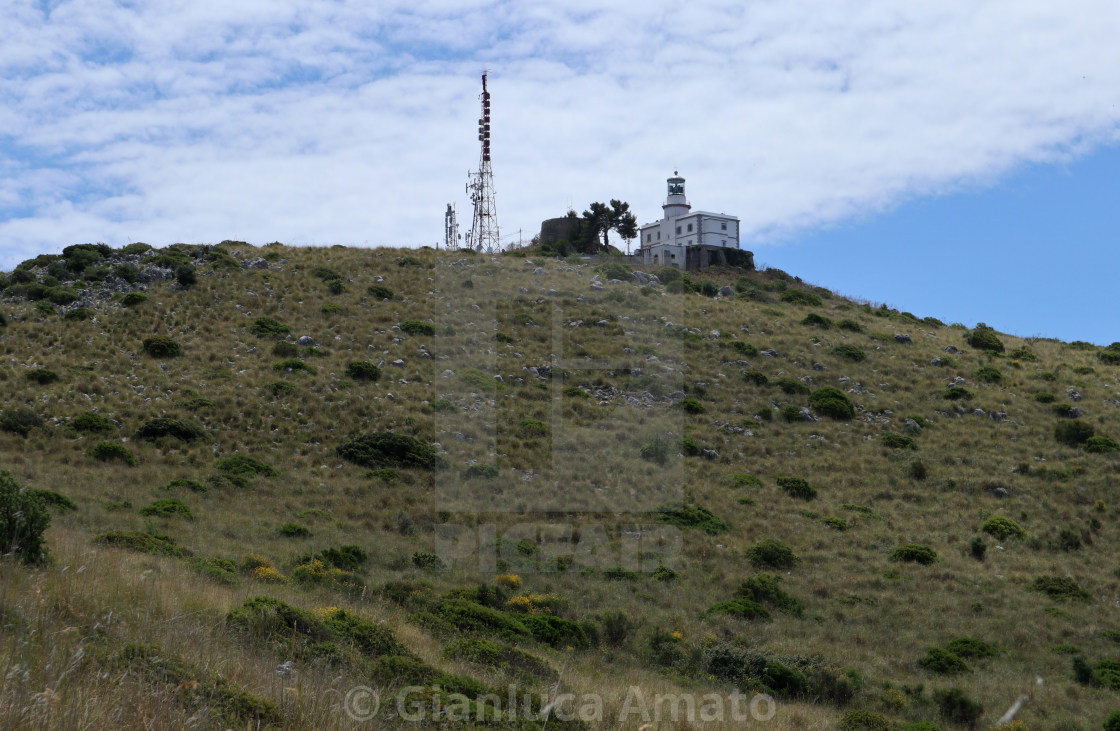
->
943, 345, 959, 354
718, 285, 735, 297
701, 449, 719, 460
632, 271, 661, 285
242, 258, 269, 270
533, 268, 546, 275
894, 334, 913, 344
1068, 388, 1082, 402
988, 487, 1010, 498
931, 356, 943, 366
761, 349, 779, 358
390, 359, 405, 368
812, 362, 826, 371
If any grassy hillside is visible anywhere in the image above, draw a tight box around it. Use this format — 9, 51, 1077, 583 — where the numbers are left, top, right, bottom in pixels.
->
2, 241, 1120, 729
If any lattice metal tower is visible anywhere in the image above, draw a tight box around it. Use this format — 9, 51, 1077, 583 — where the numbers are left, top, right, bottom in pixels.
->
466, 72, 499, 252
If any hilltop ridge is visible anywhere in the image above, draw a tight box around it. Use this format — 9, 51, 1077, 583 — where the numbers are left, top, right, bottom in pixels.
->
2, 241, 1120, 729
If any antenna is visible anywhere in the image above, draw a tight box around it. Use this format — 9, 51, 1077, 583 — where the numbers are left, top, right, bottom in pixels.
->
443, 203, 459, 250
466, 72, 499, 253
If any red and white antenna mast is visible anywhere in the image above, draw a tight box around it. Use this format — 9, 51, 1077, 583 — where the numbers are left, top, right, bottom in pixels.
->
466, 72, 499, 252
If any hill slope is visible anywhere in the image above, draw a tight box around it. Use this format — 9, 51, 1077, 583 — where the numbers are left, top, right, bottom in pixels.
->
2, 242, 1120, 729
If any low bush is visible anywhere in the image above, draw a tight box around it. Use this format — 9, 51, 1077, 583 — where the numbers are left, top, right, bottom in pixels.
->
737, 573, 804, 616
776, 476, 816, 500
944, 637, 1000, 659
731, 473, 763, 488
273, 358, 316, 374
775, 376, 810, 395
248, 316, 290, 338
743, 370, 769, 386
1035, 392, 1056, 403
121, 292, 148, 307
835, 344, 866, 361
25, 368, 60, 385
933, 687, 983, 727
346, 361, 381, 382
889, 544, 938, 565
981, 515, 1025, 540
278, 522, 312, 537
974, 365, 1004, 383
443, 638, 554, 679
0, 471, 51, 563
920, 647, 970, 674
217, 454, 279, 478
1055, 420, 1095, 446
89, 441, 138, 466
463, 464, 499, 479
367, 284, 394, 299
881, 432, 918, 450
656, 503, 728, 534
780, 289, 822, 306
29, 489, 76, 512
163, 478, 208, 493
522, 614, 590, 649
729, 340, 758, 356
809, 387, 855, 419
62, 307, 92, 321
1, 407, 42, 436
746, 539, 798, 569
966, 323, 1005, 353
1085, 436, 1120, 453
802, 312, 832, 328
708, 599, 771, 622
943, 386, 973, 400
263, 381, 298, 397
678, 397, 706, 414
400, 320, 435, 336
139, 498, 194, 519
337, 431, 438, 470
135, 417, 204, 442
1031, 575, 1090, 601
94, 530, 187, 556
639, 435, 670, 465
69, 411, 115, 433
142, 336, 181, 357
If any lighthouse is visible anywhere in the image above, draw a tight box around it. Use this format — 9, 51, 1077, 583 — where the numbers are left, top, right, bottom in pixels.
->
636, 172, 749, 270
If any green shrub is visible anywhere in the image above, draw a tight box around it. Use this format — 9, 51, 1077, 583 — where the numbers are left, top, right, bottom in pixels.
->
974, 365, 1004, 383
400, 320, 435, 336
966, 323, 1005, 352
837, 710, 894, 731
29, 489, 76, 512
837, 319, 864, 332
707, 599, 771, 622
25, 368, 59, 385
944, 637, 1000, 659
933, 687, 982, 726
981, 515, 1025, 540
345, 361, 382, 382
278, 522, 312, 537
881, 432, 918, 450
1008, 347, 1038, 362
94, 530, 187, 556
656, 503, 728, 534
731, 473, 763, 488
1106, 711, 1120, 731
62, 307, 92, 321
889, 544, 938, 565
743, 370, 769, 386
248, 316, 290, 338
737, 573, 804, 616
822, 516, 848, 531
1085, 436, 1120, 453
809, 387, 855, 419
135, 417, 204, 442
775, 376, 810, 395
1031, 575, 1090, 601
442, 638, 554, 679
463, 464, 499, 479
909, 459, 929, 480
337, 432, 438, 470
1, 408, 41, 437
164, 478, 208, 493
563, 385, 590, 399
802, 312, 832, 328
780, 405, 803, 424
1056, 420, 1095, 446
777, 476, 816, 500
411, 551, 446, 570
1035, 392, 1056, 403
970, 536, 987, 561
729, 341, 758, 356
139, 498, 193, 519
175, 264, 197, 288
522, 614, 590, 649
367, 284, 394, 300
517, 418, 548, 436
780, 289, 822, 306
835, 344, 866, 361
943, 386, 973, 400
263, 381, 298, 397
273, 358, 316, 374
142, 336, 180, 357
679, 397, 706, 414
187, 556, 240, 585
89, 441, 138, 466
69, 411, 115, 433
639, 435, 670, 465
746, 539, 798, 569
317, 545, 367, 571
0, 471, 51, 563
217, 454, 279, 477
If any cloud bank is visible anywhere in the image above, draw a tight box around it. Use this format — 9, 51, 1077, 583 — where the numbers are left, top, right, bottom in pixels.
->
1, 0, 1119, 269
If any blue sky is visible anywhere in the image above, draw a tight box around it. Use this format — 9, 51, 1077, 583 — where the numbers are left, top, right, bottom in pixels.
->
2, 1, 1119, 343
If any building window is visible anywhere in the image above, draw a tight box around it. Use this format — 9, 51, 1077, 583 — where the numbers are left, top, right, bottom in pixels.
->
675, 226, 681, 235
670, 254, 676, 260
687, 239, 692, 245
720, 221, 727, 231
657, 231, 660, 240
687, 223, 693, 232
721, 240, 727, 246
646, 233, 651, 242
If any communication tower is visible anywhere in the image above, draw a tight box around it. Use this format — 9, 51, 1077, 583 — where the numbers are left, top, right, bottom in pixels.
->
443, 204, 459, 250
466, 72, 499, 252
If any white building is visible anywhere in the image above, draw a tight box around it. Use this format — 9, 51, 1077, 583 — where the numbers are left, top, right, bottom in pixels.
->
636, 172, 746, 270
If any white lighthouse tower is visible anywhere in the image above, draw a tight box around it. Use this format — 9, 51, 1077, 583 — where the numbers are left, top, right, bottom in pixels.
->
636, 171, 746, 269
662, 171, 691, 219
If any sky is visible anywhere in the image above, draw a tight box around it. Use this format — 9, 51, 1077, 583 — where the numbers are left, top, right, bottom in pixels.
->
2, 1, 1119, 343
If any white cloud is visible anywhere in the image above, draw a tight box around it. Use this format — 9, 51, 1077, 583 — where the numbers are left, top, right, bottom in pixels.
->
1, 0, 1119, 268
